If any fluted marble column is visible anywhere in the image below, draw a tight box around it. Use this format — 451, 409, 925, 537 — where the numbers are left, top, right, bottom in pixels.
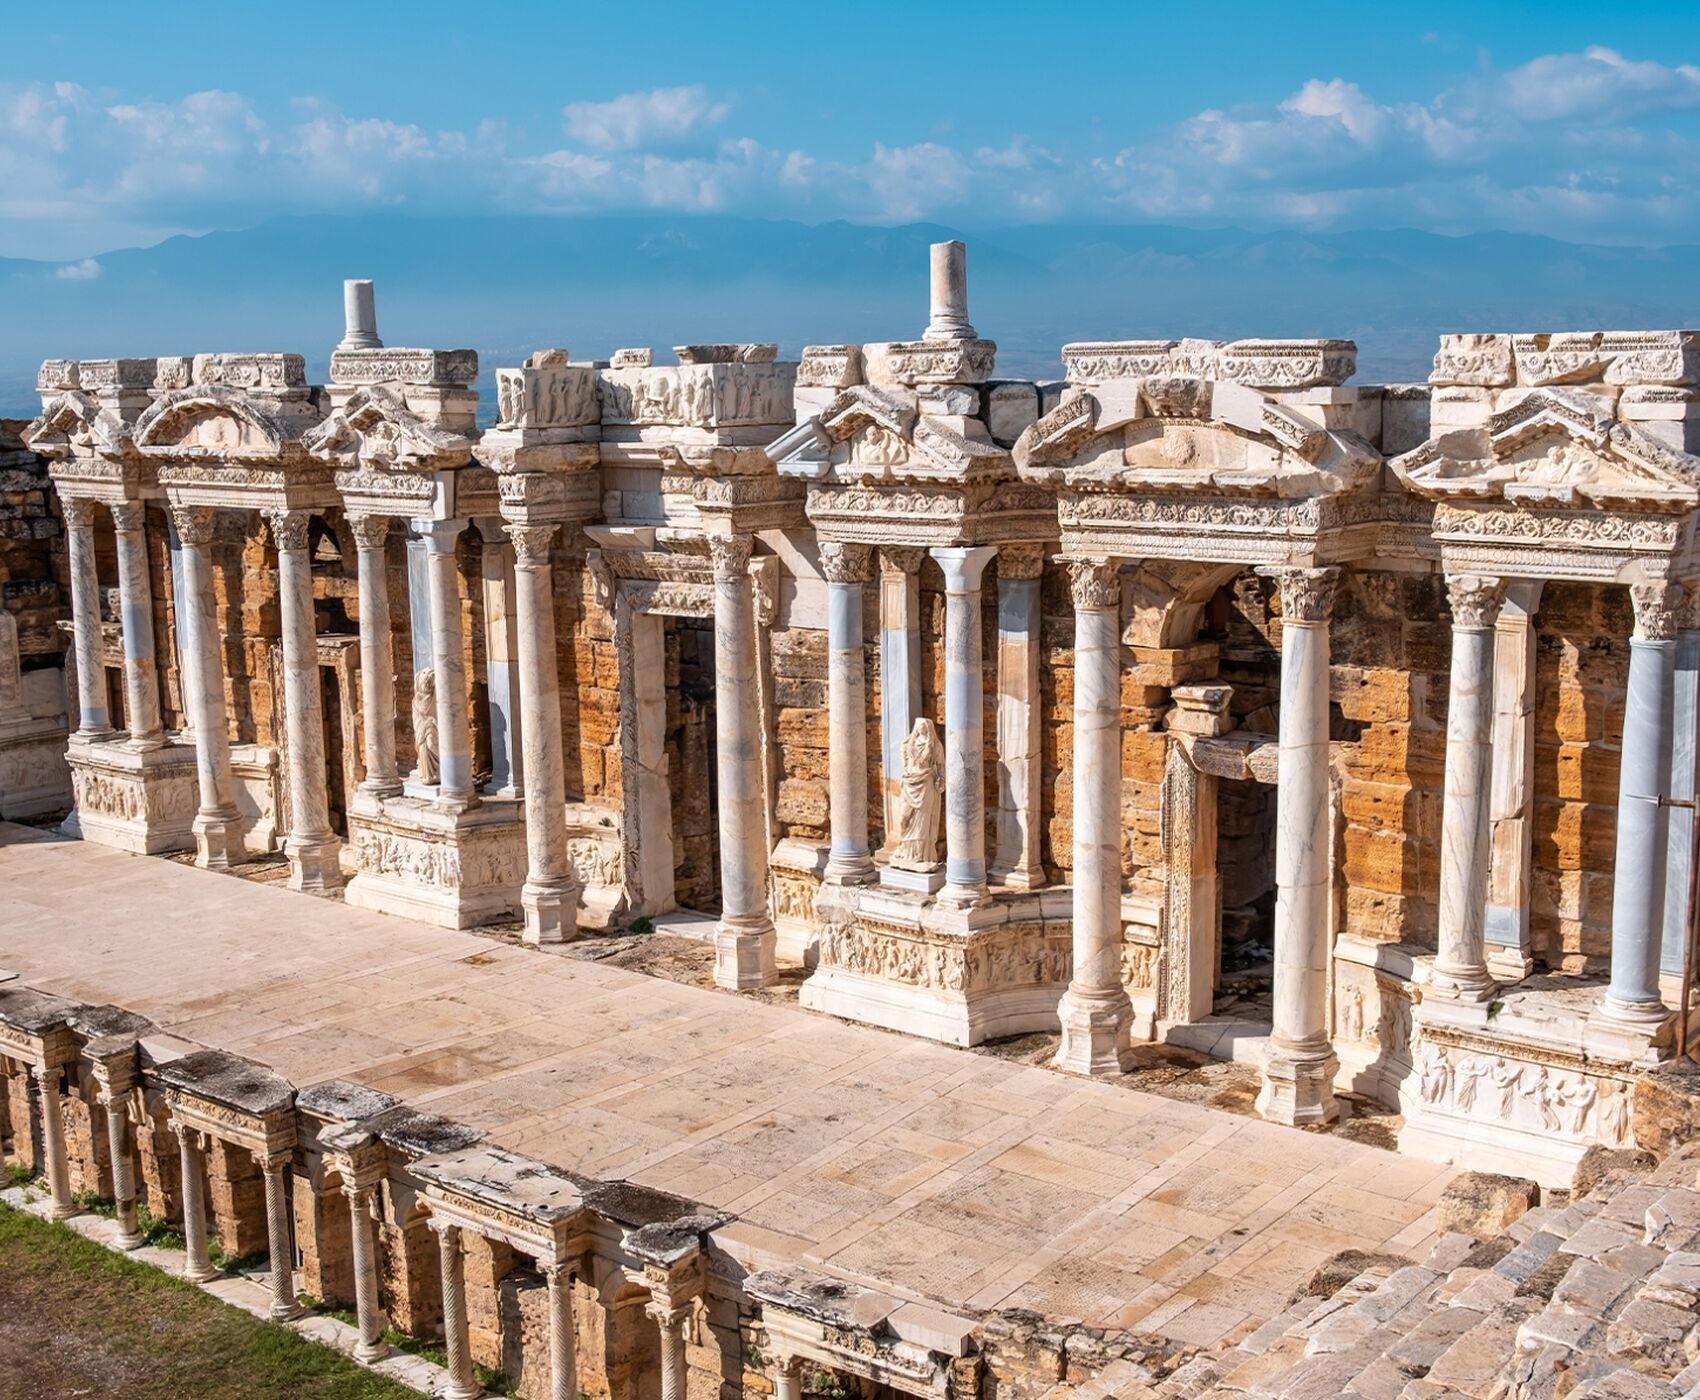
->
711, 534, 776, 988
508, 525, 578, 944
109, 501, 165, 749
650, 1301, 689, 1400
431, 1221, 482, 1400
1055, 559, 1135, 1075
31, 1064, 75, 1220
97, 1081, 143, 1247
1431, 574, 1505, 1002
342, 1179, 388, 1362
175, 1124, 219, 1282
542, 1263, 577, 1400
171, 508, 241, 867
820, 541, 875, 884
62, 497, 113, 737
349, 515, 402, 800
878, 546, 925, 857
993, 544, 1046, 889
414, 517, 477, 810
260, 1151, 302, 1320
1257, 567, 1339, 1126
932, 546, 997, 907
265, 509, 342, 892
1601, 580, 1681, 1026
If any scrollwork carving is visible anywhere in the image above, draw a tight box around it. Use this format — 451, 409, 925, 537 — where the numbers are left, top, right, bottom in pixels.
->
262, 508, 312, 554
1266, 566, 1338, 625
1444, 574, 1506, 630
1067, 558, 1121, 610
818, 540, 873, 585
61, 497, 101, 530
506, 524, 559, 569
169, 506, 218, 548
707, 534, 754, 582
1630, 580, 1683, 642
346, 514, 392, 551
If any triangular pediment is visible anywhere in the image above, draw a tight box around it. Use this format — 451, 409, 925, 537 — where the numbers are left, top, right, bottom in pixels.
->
302, 385, 471, 473
772, 382, 1012, 483
135, 385, 294, 460
24, 391, 135, 461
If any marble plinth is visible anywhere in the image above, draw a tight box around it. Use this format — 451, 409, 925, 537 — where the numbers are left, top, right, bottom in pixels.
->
0, 717, 72, 819
64, 737, 198, 854
343, 795, 527, 929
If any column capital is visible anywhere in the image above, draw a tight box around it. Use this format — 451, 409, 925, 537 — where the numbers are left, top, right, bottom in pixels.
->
1444, 573, 1506, 631
930, 544, 997, 593
259, 1149, 294, 1173
170, 505, 218, 547
507, 522, 560, 568
1631, 579, 1684, 642
263, 507, 312, 554
411, 516, 468, 556
818, 540, 873, 584
427, 1216, 462, 1243
998, 543, 1046, 581
169, 1119, 206, 1149
27, 1062, 58, 1088
708, 533, 754, 581
61, 496, 101, 530
109, 500, 147, 532
347, 513, 392, 551
1262, 565, 1339, 625
1066, 557, 1121, 611
644, 1297, 694, 1329
879, 544, 927, 578
539, 1259, 574, 1283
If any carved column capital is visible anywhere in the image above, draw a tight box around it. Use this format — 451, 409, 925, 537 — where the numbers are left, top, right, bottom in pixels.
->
169, 505, 218, 547
708, 533, 754, 582
263, 507, 312, 554
1263, 566, 1339, 625
998, 543, 1046, 581
108, 500, 147, 532
818, 540, 873, 585
61, 497, 100, 530
878, 545, 927, 578
506, 523, 559, 568
1631, 579, 1684, 642
539, 1260, 573, 1283
347, 514, 392, 552
1445, 573, 1506, 631
427, 1216, 461, 1244
1066, 557, 1121, 611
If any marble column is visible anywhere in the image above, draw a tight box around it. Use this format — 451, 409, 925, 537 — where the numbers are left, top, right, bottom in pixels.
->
1485, 583, 1542, 981
431, 1222, 482, 1400
260, 1151, 302, 1320
993, 544, 1045, 889
925, 239, 976, 340
1431, 574, 1505, 1002
98, 1082, 144, 1248
1055, 559, 1135, 1075
265, 509, 342, 892
62, 497, 114, 737
349, 515, 403, 800
542, 1263, 577, 1400
508, 525, 579, 944
479, 520, 523, 798
1601, 580, 1681, 1026
175, 1124, 219, 1282
932, 546, 996, 907
711, 534, 776, 988
820, 541, 875, 884
414, 517, 477, 810
1257, 567, 1340, 1126
1663, 589, 1700, 979
171, 508, 241, 867
31, 1064, 76, 1220
650, 1302, 689, 1400
878, 546, 925, 857
108, 501, 165, 750
342, 1179, 388, 1362
773, 1354, 803, 1400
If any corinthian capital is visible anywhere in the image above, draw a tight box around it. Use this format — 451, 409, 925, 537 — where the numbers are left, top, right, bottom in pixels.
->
707, 533, 754, 581
1263, 566, 1339, 625
1631, 579, 1683, 642
169, 505, 218, 548
262, 508, 312, 554
506, 523, 559, 568
347, 514, 392, 551
1445, 573, 1505, 631
108, 500, 147, 532
818, 540, 873, 585
1067, 557, 1121, 611
998, 543, 1046, 581
878, 545, 927, 578
61, 497, 100, 530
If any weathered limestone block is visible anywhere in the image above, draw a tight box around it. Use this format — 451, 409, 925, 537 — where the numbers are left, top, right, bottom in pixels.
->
499, 1268, 554, 1400
462, 1229, 516, 1370
293, 1170, 354, 1306
377, 1196, 441, 1339
1632, 1069, 1700, 1156
3, 1064, 35, 1172
135, 1091, 182, 1224
207, 1139, 269, 1259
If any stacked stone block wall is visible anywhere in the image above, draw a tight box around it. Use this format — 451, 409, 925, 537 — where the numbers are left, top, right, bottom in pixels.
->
0, 420, 67, 671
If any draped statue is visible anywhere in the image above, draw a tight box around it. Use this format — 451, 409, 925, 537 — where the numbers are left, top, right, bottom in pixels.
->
412, 668, 440, 784
890, 717, 943, 872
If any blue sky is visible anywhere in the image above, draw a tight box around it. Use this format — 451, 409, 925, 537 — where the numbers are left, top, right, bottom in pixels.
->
5, 1, 1700, 260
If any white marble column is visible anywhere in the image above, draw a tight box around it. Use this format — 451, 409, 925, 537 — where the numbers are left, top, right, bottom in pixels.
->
97, 1081, 143, 1248
820, 541, 875, 884
342, 1178, 388, 1362
1257, 567, 1340, 1127
711, 534, 777, 989
932, 546, 996, 907
62, 497, 114, 738
925, 239, 976, 340
171, 508, 241, 867
508, 525, 579, 944
108, 501, 165, 749
773, 1354, 803, 1400
349, 515, 403, 800
1432, 574, 1505, 1002
31, 1064, 76, 1220
414, 517, 477, 811
266, 508, 342, 892
1663, 588, 1700, 979
993, 544, 1045, 889
478, 519, 523, 798
260, 1151, 302, 1321
878, 546, 925, 857
1485, 583, 1542, 981
175, 1124, 219, 1282
542, 1263, 577, 1400
1055, 558, 1135, 1075
1601, 580, 1681, 1026
650, 1301, 689, 1400
431, 1221, 482, 1400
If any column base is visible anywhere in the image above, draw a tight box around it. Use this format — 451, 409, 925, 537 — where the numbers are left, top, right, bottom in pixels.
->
989, 864, 1045, 893
1485, 947, 1534, 983
1257, 1039, 1340, 1126
48, 1200, 81, 1222
183, 1261, 222, 1284
521, 879, 581, 946
192, 807, 243, 871
444, 1383, 484, 1400
270, 1299, 305, 1323
823, 852, 876, 885
114, 1228, 146, 1251
714, 917, 777, 991
937, 880, 990, 910
1425, 966, 1499, 1004
285, 834, 345, 894
1053, 984, 1136, 1076
353, 1339, 392, 1365
1592, 993, 1671, 1030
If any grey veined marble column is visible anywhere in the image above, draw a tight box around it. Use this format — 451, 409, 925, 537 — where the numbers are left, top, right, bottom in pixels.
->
349, 515, 402, 800
265, 508, 342, 893
479, 519, 523, 798
820, 541, 875, 884
1601, 579, 1681, 1026
508, 524, 579, 945
1055, 558, 1135, 1075
1431, 574, 1505, 1002
932, 545, 996, 907
61, 497, 114, 738
109, 501, 165, 750
711, 534, 777, 989
414, 517, 478, 810
1256, 567, 1339, 1127
171, 507, 241, 869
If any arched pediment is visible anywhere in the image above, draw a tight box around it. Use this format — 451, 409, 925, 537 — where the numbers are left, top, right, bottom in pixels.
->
302, 385, 471, 473
135, 385, 294, 460
23, 391, 135, 461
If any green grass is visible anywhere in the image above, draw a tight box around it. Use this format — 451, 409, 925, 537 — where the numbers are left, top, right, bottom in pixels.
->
0, 1200, 425, 1398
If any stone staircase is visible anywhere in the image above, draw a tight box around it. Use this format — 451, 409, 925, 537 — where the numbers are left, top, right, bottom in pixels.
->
1066, 1147, 1700, 1400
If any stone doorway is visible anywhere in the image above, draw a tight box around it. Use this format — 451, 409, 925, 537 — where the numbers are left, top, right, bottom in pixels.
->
665, 617, 722, 917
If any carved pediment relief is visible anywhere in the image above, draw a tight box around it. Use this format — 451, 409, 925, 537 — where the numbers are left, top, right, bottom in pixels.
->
774, 383, 1012, 484
135, 385, 301, 463
1392, 388, 1700, 512
302, 385, 471, 474
24, 391, 136, 462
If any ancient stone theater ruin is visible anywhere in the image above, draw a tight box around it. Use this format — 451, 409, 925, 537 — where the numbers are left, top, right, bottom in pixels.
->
6, 246, 1700, 1398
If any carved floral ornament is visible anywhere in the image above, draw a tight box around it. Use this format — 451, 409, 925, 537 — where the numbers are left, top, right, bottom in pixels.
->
1445, 573, 1506, 630
706, 533, 755, 581
134, 385, 299, 464
817, 540, 874, 584
1263, 565, 1339, 624
1630, 579, 1685, 642
506, 523, 559, 568
302, 385, 472, 474
1066, 558, 1121, 610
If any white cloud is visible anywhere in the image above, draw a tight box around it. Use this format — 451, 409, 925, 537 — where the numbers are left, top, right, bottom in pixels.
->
1499, 46, 1700, 123
53, 257, 99, 280
561, 85, 730, 152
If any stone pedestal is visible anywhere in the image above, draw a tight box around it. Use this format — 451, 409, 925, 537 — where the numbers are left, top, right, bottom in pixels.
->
65, 735, 199, 855
344, 794, 527, 929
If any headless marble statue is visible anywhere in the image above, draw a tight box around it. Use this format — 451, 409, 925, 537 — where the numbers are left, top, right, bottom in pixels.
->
412, 668, 439, 784
890, 717, 943, 872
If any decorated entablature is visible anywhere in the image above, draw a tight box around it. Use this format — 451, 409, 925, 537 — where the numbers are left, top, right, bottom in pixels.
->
25, 358, 173, 500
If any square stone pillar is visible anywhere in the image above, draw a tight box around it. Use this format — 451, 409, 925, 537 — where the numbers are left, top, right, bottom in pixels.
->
477, 518, 524, 799
1485, 582, 1542, 981
877, 546, 924, 858
1663, 591, 1700, 979
992, 543, 1045, 890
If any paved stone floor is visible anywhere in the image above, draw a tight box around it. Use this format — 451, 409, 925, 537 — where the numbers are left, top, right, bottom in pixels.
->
0, 824, 1456, 1349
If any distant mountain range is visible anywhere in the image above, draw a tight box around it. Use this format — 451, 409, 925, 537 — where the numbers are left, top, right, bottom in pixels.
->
7, 213, 1700, 418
